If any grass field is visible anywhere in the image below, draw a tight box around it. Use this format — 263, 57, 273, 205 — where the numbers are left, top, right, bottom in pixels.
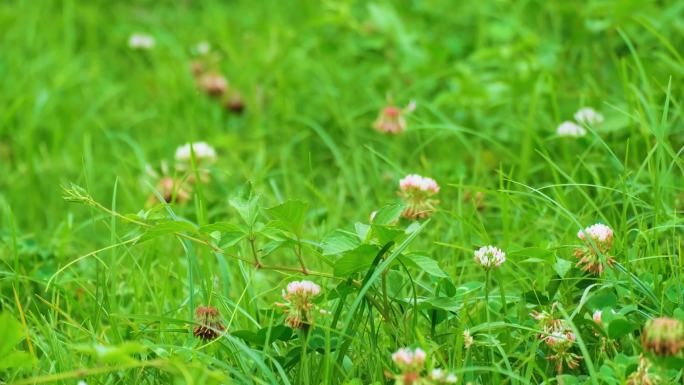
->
1, 1, 684, 384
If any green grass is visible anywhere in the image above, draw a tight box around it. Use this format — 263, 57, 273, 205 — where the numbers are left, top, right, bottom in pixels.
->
1, 0, 684, 384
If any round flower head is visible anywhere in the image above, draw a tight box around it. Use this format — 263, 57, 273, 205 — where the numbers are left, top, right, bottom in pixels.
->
175, 142, 217, 164
373, 101, 415, 134
278, 280, 323, 329
199, 73, 228, 97
284, 280, 321, 299
193, 306, 225, 341
574, 107, 604, 126
391, 347, 426, 371
398, 174, 440, 220
463, 329, 474, 348
374, 106, 406, 134
128, 33, 155, 50
575, 223, 615, 275
557, 121, 586, 137
577, 223, 613, 244
593, 310, 602, 325
474, 245, 506, 269
641, 317, 684, 356
193, 41, 211, 55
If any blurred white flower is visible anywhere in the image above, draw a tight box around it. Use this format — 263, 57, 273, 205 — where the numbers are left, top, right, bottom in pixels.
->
557, 121, 586, 137
399, 174, 439, 194
175, 142, 217, 163
574, 107, 604, 126
474, 245, 506, 269
128, 33, 155, 50
194, 41, 210, 55
283, 280, 321, 299
391, 347, 426, 369
577, 223, 613, 244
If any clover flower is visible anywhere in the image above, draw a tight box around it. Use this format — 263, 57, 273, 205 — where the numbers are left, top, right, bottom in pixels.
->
373, 100, 416, 134
199, 73, 229, 97
474, 245, 506, 269
593, 310, 603, 325
574, 223, 615, 275
389, 348, 455, 385
557, 121, 586, 137
276, 280, 323, 329
531, 305, 581, 373
175, 142, 217, 164
193, 41, 211, 55
574, 107, 604, 126
193, 306, 225, 341
128, 33, 155, 50
463, 329, 474, 348
398, 174, 440, 220
147, 177, 192, 206
641, 317, 684, 356
391, 347, 426, 371
224, 90, 246, 114
626, 355, 660, 385
429, 369, 458, 384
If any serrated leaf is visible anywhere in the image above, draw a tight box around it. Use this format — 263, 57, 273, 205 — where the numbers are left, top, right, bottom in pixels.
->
266, 200, 309, 234
333, 245, 379, 277
370, 204, 403, 225
553, 257, 573, 278
321, 230, 361, 256
399, 254, 448, 278
229, 184, 261, 227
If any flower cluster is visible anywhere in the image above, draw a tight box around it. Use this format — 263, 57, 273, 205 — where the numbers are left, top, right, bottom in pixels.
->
473, 245, 505, 269
193, 306, 225, 341
398, 174, 440, 220
373, 100, 416, 134
641, 317, 684, 356
190, 57, 245, 114
175, 141, 217, 164
574, 107, 604, 126
574, 223, 615, 275
144, 142, 218, 206
531, 306, 581, 373
276, 280, 324, 329
128, 33, 155, 50
557, 107, 603, 137
626, 355, 660, 385
389, 347, 456, 385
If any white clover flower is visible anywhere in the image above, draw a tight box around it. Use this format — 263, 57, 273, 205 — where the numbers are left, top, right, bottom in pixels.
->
577, 223, 613, 243
574, 107, 604, 126
431, 368, 445, 380
194, 41, 211, 55
284, 280, 321, 299
557, 121, 586, 137
399, 174, 440, 194
474, 245, 506, 269
593, 310, 602, 325
128, 33, 155, 50
175, 142, 217, 163
445, 373, 458, 383
391, 347, 426, 369
463, 329, 474, 348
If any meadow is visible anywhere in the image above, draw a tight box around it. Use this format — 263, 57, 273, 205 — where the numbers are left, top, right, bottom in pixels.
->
1, 1, 684, 384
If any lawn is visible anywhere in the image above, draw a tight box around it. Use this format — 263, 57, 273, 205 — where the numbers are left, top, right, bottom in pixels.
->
1, 1, 683, 384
